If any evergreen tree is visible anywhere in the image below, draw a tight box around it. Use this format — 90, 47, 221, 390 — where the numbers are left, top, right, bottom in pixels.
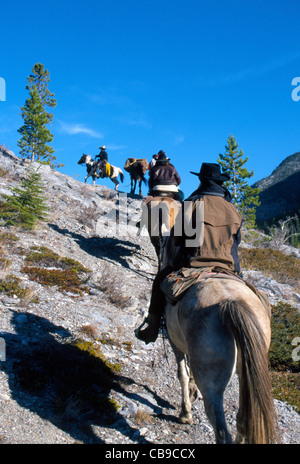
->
218, 135, 261, 228
18, 63, 57, 165
0, 166, 48, 229
26, 63, 56, 120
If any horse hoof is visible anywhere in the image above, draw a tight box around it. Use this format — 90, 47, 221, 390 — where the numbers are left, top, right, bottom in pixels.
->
179, 413, 193, 425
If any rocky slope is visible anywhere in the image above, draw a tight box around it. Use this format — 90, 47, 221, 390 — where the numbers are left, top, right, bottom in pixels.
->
254, 152, 300, 223
0, 149, 299, 445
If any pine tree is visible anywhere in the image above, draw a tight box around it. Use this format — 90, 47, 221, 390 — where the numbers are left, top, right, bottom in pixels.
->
26, 63, 56, 120
0, 166, 48, 229
218, 135, 261, 228
18, 63, 57, 165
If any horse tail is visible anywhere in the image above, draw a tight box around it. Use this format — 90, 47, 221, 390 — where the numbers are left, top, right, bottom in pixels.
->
220, 300, 277, 444
120, 171, 124, 183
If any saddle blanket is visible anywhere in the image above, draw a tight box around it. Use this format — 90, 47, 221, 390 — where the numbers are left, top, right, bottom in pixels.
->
105, 163, 111, 177
160, 266, 271, 316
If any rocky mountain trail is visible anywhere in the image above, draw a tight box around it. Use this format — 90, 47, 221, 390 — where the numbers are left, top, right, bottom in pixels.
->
0, 151, 299, 445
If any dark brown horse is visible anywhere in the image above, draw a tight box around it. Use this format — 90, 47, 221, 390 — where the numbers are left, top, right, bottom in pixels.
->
124, 158, 148, 195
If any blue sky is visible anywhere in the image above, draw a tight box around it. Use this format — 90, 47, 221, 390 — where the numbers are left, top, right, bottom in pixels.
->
1, 0, 300, 196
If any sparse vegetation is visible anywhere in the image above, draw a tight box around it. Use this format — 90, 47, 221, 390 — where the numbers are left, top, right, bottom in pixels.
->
269, 302, 300, 413
20, 246, 92, 295
13, 333, 121, 425
96, 266, 133, 308
0, 274, 38, 302
25, 246, 90, 272
21, 266, 90, 295
0, 166, 48, 229
240, 248, 300, 288
135, 409, 153, 425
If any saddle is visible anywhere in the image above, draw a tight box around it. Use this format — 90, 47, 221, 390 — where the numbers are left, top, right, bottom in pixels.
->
160, 266, 271, 317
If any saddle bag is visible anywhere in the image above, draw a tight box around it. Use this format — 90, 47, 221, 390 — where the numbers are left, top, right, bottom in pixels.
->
160, 267, 214, 303
160, 266, 271, 316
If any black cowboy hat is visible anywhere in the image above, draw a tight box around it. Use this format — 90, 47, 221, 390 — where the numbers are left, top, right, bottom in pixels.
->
157, 151, 170, 162
190, 163, 230, 182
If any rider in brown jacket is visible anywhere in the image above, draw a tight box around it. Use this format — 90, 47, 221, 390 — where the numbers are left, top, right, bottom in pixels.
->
136, 162, 243, 344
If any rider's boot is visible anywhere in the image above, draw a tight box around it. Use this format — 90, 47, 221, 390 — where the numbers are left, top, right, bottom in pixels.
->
135, 314, 161, 344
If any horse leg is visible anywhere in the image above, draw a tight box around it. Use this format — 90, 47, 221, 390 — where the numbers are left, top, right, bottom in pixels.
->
171, 343, 193, 424
187, 311, 236, 444
189, 368, 201, 402
139, 179, 142, 196
111, 177, 119, 191
190, 359, 234, 444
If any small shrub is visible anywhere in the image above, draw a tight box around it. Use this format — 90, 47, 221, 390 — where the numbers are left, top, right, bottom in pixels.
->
271, 371, 300, 413
0, 232, 19, 243
0, 274, 35, 300
20, 266, 90, 295
20, 246, 91, 295
269, 301, 300, 413
78, 324, 99, 340
0, 166, 48, 229
135, 409, 153, 425
240, 248, 300, 288
122, 341, 133, 352
0, 257, 12, 269
269, 302, 300, 372
25, 246, 90, 272
0, 167, 9, 178
72, 339, 121, 374
96, 270, 132, 308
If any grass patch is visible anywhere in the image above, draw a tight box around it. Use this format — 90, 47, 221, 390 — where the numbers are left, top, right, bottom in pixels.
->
269, 302, 300, 413
21, 266, 90, 295
0, 167, 9, 178
21, 246, 91, 295
0, 274, 37, 301
240, 248, 300, 288
25, 246, 90, 272
72, 339, 121, 374
271, 371, 300, 413
0, 231, 19, 243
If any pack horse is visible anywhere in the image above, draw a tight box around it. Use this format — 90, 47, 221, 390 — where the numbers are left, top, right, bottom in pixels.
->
124, 157, 148, 195
142, 196, 278, 444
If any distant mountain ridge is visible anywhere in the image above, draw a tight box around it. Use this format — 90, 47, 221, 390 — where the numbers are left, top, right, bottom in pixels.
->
253, 152, 300, 224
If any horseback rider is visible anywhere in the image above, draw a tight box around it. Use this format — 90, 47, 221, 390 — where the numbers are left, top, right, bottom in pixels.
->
136, 162, 243, 344
96, 145, 108, 177
148, 151, 182, 201
148, 154, 158, 170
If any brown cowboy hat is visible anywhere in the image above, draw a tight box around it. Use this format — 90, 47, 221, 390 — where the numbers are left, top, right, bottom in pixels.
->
190, 163, 230, 182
